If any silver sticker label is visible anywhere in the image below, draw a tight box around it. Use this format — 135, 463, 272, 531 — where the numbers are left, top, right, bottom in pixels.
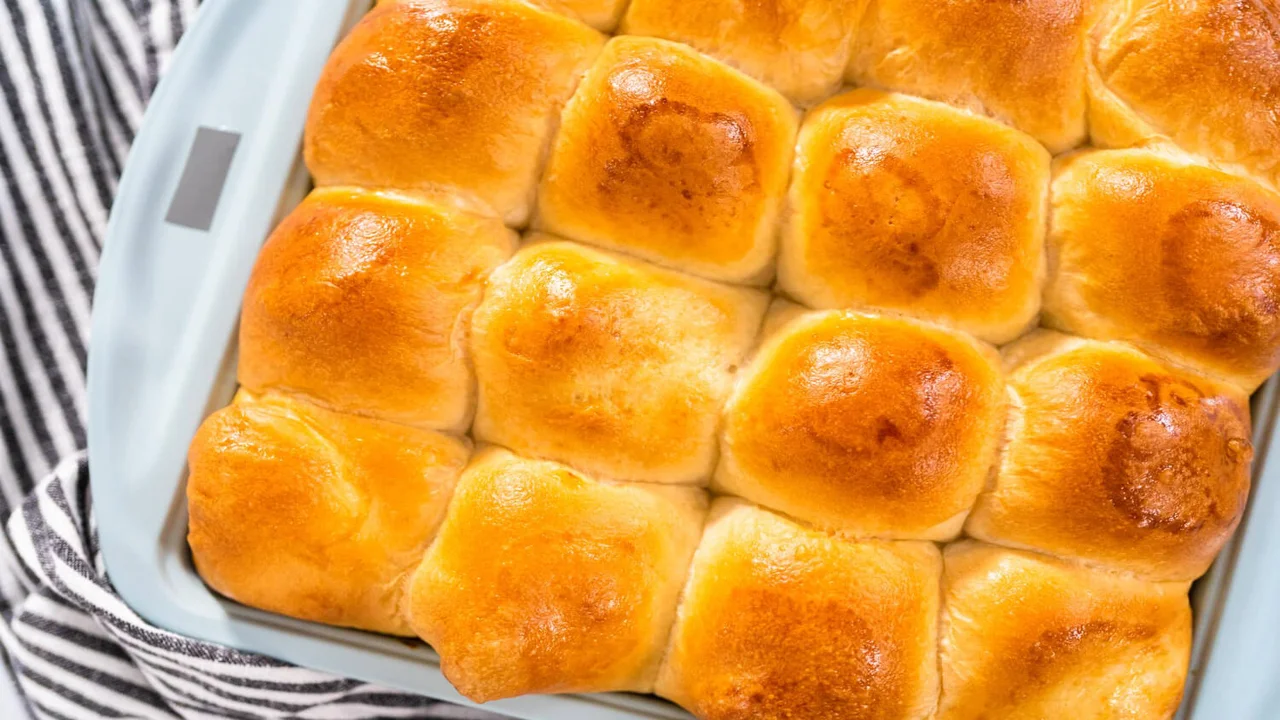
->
164, 127, 241, 231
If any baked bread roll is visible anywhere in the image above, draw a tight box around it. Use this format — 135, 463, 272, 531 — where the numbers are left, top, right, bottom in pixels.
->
536, 36, 798, 283
716, 306, 1005, 540
1090, 0, 1280, 191
1045, 148, 1280, 391
619, 0, 867, 104
304, 0, 604, 224
848, 0, 1091, 153
967, 331, 1252, 582
780, 89, 1049, 343
655, 498, 941, 720
187, 391, 469, 636
406, 447, 706, 702
470, 238, 767, 484
382, 0, 628, 31
237, 188, 516, 433
938, 542, 1192, 720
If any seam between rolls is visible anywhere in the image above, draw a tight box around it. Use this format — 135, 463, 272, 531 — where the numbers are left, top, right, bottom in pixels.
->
932, 545, 947, 719
646, 501, 713, 697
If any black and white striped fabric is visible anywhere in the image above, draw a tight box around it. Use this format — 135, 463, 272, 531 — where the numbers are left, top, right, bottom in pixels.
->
0, 2, 496, 717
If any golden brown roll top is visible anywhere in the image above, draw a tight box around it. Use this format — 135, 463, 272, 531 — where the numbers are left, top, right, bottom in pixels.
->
620, 0, 867, 104
237, 188, 516, 433
1045, 148, 1280, 391
304, 0, 604, 224
849, 0, 1091, 153
536, 36, 798, 284
716, 307, 1006, 541
1089, 0, 1280, 191
406, 447, 707, 702
656, 498, 941, 720
968, 332, 1252, 582
186, 391, 470, 636
383, 0, 629, 29
470, 238, 767, 485
781, 89, 1049, 343
938, 542, 1192, 720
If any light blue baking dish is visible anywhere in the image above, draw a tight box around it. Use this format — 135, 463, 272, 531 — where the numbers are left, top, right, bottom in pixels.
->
86, 1, 1280, 718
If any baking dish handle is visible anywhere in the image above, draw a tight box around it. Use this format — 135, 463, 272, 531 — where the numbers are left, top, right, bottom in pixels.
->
88, 0, 363, 629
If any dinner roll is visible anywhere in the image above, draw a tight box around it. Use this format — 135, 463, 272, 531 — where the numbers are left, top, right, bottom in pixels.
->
382, 0, 628, 31
967, 331, 1252, 582
187, 391, 469, 636
304, 0, 603, 224
655, 498, 941, 720
781, 89, 1049, 343
849, 0, 1091, 153
938, 542, 1192, 720
536, 36, 798, 284
1090, 0, 1280, 190
237, 188, 516, 433
619, 0, 866, 104
406, 447, 706, 702
716, 306, 1005, 540
1045, 148, 1280, 391
471, 238, 767, 484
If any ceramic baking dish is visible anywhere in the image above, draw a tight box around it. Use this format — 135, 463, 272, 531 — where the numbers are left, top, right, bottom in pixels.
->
86, 1, 1280, 718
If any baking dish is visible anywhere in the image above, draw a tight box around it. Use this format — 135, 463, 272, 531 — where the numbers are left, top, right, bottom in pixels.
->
86, 1, 1280, 718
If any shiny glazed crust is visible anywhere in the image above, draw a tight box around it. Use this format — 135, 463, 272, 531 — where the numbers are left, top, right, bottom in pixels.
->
849, 0, 1092, 153
716, 308, 1006, 540
536, 36, 798, 283
655, 498, 942, 720
967, 331, 1252, 581
781, 89, 1050, 343
237, 188, 517, 433
186, 391, 470, 636
406, 447, 707, 701
470, 238, 768, 484
1045, 148, 1280, 391
1089, 0, 1280, 191
384, 0, 630, 29
620, 0, 868, 104
937, 542, 1192, 720
304, 0, 604, 224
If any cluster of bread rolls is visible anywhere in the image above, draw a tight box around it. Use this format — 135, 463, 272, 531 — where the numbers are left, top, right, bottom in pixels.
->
186, 0, 1280, 717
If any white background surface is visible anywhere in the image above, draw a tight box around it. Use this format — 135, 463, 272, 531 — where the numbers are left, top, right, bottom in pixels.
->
0, 665, 29, 719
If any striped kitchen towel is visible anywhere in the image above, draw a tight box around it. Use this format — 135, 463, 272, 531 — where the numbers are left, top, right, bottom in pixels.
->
0, 1, 496, 717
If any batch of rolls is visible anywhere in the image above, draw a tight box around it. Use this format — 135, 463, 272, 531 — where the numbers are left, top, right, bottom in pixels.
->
184, 0, 1280, 717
